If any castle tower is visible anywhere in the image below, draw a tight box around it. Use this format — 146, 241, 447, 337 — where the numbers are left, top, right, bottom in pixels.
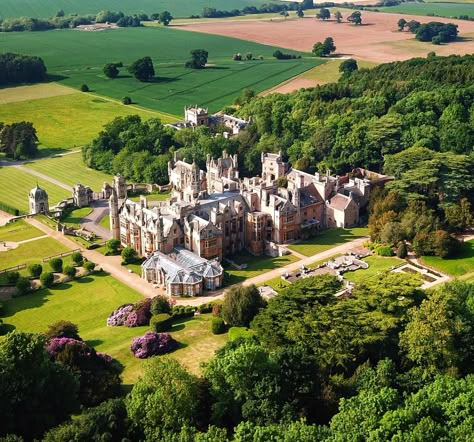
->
109, 190, 120, 240
190, 160, 201, 199
29, 185, 49, 215
261, 152, 286, 184
113, 175, 127, 200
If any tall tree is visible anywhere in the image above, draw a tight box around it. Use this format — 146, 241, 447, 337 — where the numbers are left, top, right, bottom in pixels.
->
158, 11, 173, 26
348, 11, 362, 25
128, 56, 155, 81
221, 284, 265, 327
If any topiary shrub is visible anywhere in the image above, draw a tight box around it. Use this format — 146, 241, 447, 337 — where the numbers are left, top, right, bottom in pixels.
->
211, 317, 226, 335
171, 305, 196, 319
376, 245, 395, 257
107, 238, 121, 254
150, 295, 172, 315
40, 272, 55, 288
72, 252, 83, 266
80, 84, 89, 92
397, 243, 408, 259
150, 313, 172, 332
198, 302, 213, 314
28, 263, 43, 278
63, 266, 77, 279
15, 276, 31, 295
121, 246, 137, 264
83, 261, 96, 273
130, 332, 178, 358
50, 257, 63, 273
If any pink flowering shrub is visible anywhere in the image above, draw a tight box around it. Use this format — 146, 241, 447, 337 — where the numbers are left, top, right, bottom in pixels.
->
46, 337, 86, 357
107, 304, 134, 326
107, 297, 171, 328
130, 331, 178, 358
124, 311, 138, 327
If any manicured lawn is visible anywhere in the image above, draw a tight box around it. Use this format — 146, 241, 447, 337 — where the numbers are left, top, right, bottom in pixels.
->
0, 83, 75, 105
228, 326, 255, 341
261, 276, 291, 293
0, 92, 175, 152
99, 214, 111, 231
1, 273, 227, 383
0, 0, 274, 19
421, 240, 474, 276
129, 192, 171, 203
0, 220, 44, 243
374, 3, 474, 18
344, 255, 403, 284
225, 252, 300, 285
24, 152, 114, 191
0, 27, 321, 115
0, 167, 70, 213
0, 237, 70, 269
288, 227, 369, 257
61, 207, 93, 229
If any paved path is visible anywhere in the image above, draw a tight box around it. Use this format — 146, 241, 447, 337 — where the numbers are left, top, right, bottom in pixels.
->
15, 165, 73, 191
79, 200, 111, 240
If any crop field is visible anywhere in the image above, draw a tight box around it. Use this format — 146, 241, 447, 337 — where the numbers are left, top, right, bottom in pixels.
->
0, 26, 321, 115
0, 167, 70, 213
1, 273, 228, 382
0, 0, 277, 19
0, 89, 176, 151
180, 11, 474, 63
375, 3, 474, 18
24, 153, 113, 192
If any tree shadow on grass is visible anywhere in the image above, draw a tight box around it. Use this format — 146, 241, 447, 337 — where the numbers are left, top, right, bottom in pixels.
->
76, 276, 94, 284
53, 283, 73, 291
0, 323, 16, 335
86, 339, 104, 347
45, 73, 69, 82
1, 288, 53, 318
172, 341, 188, 352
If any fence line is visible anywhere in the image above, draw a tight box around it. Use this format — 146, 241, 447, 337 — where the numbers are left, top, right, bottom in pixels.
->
42, 248, 81, 263
0, 264, 26, 275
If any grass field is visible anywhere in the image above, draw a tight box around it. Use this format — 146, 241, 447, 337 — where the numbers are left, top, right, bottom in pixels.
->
24, 152, 113, 191
375, 3, 474, 17
61, 207, 92, 229
0, 167, 71, 213
129, 192, 171, 202
288, 228, 369, 257
0, 0, 277, 19
422, 240, 474, 276
0, 237, 69, 269
344, 255, 402, 284
0, 90, 176, 151
0, 83, 75, 105
0, 220, 44, 243
1, 272, 227, 382
225, 252, 300, 285
0, 27, 322, 115
300, 59, 378, 84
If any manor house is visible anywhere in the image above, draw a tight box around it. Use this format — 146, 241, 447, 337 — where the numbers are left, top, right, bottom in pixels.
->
110, 151, 388, 295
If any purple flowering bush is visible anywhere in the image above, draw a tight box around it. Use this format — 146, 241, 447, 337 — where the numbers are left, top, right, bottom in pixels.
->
46, 337, 86, 357
107, 297, 169, 327
130, 331, 178, 358
107, 304, 134, 326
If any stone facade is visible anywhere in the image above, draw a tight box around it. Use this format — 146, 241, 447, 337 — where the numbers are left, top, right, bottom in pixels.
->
112, 151, 386, 294
29, 185, 49, 214
73, 183, 93, 208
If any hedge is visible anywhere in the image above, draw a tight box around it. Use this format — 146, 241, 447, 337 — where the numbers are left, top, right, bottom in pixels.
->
211, 317, 226, 335
171, 305, 196, 319
150, 313, 173, 332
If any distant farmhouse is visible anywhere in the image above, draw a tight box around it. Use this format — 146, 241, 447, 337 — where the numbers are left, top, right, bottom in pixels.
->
166, 106, 249, 137
111, 146, 390, 296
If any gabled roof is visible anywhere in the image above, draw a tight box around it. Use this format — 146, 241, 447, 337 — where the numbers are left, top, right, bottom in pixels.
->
328, 194, 352, 211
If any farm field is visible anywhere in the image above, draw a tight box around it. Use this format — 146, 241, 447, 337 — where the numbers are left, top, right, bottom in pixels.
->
0, 88, 175, 152
0, 220, 43, 243
0, 273, 228, 383
375, 3, 474, 18
180, 11, 474, 63
24, 153, 113, 192
0, 27, 322, 115
0, 236, 69, 269
288, 228, 369, 257
422, 239, 474, 276
0, 0, 277, 19
0, 167, 70, 213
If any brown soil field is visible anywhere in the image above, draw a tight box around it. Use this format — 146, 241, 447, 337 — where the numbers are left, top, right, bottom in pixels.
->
178, 11, 474, 63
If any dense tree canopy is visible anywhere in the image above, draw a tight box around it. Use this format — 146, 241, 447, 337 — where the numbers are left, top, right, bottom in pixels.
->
128, 56, 155, 81
0, 52, 46, 85
0, 121, 38, 159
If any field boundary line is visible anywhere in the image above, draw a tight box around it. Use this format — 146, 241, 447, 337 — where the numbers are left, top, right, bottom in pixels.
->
15, 165, 73, 191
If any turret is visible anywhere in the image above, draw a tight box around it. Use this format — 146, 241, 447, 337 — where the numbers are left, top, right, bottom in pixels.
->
109, 190, 120, 240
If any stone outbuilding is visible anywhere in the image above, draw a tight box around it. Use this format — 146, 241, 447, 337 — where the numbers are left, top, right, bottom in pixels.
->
29, 185, 49, 214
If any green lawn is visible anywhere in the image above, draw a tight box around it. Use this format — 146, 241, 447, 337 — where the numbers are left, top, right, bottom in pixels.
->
24, 152, 113, 191
0, 27, 322, 115
0, 92, 175, 152
0, 220, 44, 243
225, 252, 300, 285
0, 0, 276, 19
421, 240, 474, 276
0, 237, 70, 270
99, 214, 111, 231
288, 228, 369, 257
374, 3, 474, 18
61, 207, 93, 229
129, 192, 171, 203
0, 167, 71, 213
301, 59, 377, 84
344, 255, 403, 284
1, 272, 227, 383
